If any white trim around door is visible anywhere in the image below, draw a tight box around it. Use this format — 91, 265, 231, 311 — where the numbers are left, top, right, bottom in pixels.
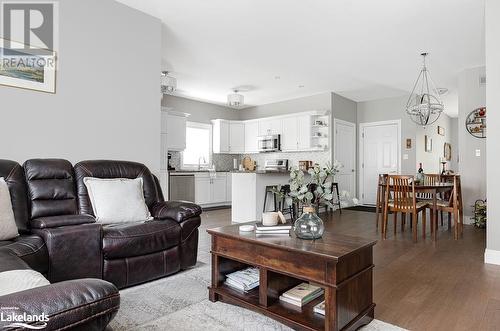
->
333, 118, 357, 205
358, 119, 401, 205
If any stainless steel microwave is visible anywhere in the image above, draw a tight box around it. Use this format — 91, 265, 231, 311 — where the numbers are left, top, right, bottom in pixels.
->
258, 134, 280, 152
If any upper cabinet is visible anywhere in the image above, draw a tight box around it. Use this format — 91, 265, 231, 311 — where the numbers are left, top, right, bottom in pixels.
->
212, 120, 245, 154
244, 121, 259, 153
258, 118, 282, 136
164, 110, 189, 152
281, 114, 313, 151
212, 111, 329, 154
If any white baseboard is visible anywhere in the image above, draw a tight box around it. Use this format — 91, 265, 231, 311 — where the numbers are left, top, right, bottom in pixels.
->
485, 249, 500, 265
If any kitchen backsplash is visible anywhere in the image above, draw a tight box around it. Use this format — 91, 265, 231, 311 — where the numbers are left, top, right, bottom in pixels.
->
169, 150, 331, 171
169, 151, 240, 171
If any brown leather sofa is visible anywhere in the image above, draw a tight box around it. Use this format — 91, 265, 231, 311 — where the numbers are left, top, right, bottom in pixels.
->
0, 158, 202, 330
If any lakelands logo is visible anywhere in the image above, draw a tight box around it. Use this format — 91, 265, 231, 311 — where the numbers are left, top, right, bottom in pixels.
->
1, 311, 49, 330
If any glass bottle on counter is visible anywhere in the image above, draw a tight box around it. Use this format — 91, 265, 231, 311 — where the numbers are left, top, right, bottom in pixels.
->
416, 163, 424, 184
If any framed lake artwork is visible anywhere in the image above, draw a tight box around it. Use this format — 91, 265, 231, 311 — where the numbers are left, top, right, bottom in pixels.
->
0, 38, 56, 93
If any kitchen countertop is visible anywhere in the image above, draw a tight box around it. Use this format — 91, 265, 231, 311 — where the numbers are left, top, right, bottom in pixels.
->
231, 170, 290, 174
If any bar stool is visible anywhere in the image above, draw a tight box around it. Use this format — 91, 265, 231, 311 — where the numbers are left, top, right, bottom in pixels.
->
331, 183, 342, 214
278, 184, 294, 218
263, 185, 278, 212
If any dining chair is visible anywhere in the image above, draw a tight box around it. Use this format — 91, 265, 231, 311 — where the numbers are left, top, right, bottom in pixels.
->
425, 175, 462, 239
375, 174, 388, 231
383, 175, 428, 242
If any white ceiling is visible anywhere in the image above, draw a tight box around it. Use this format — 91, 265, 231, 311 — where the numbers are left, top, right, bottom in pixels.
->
117, 0, 485, 117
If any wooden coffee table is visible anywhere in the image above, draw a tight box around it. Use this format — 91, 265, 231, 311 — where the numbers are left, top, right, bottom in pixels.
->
207, 223, 377, 331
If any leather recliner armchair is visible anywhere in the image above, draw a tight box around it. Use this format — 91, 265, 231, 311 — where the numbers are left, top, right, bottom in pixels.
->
0, 158, 202, 330
0, 160, 120, 330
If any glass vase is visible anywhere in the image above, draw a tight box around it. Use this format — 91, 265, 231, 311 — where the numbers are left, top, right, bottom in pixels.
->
293, 206, 325, 240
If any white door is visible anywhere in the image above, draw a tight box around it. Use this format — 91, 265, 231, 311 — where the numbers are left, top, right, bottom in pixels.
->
360, 121, 400, 205
244, 121, 259, 153
334, 119, 356, 203
281, 117, 298, 151
229, 122, 245, 153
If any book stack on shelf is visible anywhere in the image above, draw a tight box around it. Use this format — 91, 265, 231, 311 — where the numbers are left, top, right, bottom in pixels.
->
279, 282, 324, 307
255, 222, 292, 235
224, 267, 259, 292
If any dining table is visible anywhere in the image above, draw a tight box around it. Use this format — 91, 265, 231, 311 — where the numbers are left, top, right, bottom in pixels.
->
379, 181, 457, 241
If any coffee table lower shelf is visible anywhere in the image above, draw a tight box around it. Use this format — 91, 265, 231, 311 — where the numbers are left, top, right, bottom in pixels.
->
209, 284, 374, 331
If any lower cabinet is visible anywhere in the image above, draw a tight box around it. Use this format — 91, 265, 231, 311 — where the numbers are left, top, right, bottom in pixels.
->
195, 172, 231, 207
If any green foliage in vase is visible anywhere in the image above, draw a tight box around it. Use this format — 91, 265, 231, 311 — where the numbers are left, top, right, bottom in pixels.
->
273, 161, 357, 210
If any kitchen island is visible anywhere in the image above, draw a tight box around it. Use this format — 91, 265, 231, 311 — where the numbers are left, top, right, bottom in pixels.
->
231, 171, 290, 223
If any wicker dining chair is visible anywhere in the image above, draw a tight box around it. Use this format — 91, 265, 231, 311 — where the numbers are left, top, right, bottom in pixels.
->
384, 175, 428, 242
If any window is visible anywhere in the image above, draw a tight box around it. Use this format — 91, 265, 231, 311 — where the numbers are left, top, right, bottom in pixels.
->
182, 122, 212, 169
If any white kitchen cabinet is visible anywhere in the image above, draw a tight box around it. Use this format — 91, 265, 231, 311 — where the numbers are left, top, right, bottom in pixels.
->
194, 176, 212, 205
258, 118, 282, 136
244, 121, 259, 153
194, 172, 230, 206
213, 120, 245, 154
211, 176, 227, 203
280, 115, 312, 151
281, 116, 299, 151
297, 114, 312, 150
226, 172, 232, 202
229, 122, 245, 153
212, 119, 230, 153
166, 113, 188, 151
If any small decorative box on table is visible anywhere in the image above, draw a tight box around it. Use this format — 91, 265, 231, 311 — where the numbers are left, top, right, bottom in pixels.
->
207, 223, 377, 331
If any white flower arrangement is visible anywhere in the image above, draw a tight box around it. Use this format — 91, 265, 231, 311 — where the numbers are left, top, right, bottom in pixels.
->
275, 161, 351, 210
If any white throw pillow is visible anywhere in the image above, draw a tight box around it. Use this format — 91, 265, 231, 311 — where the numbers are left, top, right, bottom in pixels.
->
0, 269, 50, 296
83, 177, 153, 224
0, 177, 19, 241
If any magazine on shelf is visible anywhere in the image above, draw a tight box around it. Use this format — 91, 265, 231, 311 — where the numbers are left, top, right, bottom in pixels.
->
225, 267, 259, 292
313, 300, 325, 315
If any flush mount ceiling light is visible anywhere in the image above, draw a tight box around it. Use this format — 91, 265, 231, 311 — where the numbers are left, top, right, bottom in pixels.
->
161, 71, 177, 94
227, 89, 244, 108
406, 53, 444, 127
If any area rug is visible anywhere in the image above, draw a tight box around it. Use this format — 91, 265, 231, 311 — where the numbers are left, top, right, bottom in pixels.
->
107, 262, 406, 331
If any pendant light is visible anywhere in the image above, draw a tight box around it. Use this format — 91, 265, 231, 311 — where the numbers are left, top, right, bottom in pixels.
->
227, 89, 244, 108
405, 53, 444, 127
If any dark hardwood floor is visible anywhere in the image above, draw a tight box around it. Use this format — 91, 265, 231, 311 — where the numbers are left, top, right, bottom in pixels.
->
198, 208, 500, 331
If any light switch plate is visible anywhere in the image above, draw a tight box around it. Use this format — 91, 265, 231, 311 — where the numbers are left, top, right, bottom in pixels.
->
403, 154, 409, 160
476, 149, 481, 157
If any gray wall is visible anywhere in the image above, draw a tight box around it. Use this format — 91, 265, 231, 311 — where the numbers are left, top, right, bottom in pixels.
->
162, 95, 240, 124
0, 0, 162, 173
449, 118, 459, 171
458, 67, 486, 219
486, 0, 500, 256
332, 93, 357, 123
357, 96, 417, 175
415, 114, 453, 174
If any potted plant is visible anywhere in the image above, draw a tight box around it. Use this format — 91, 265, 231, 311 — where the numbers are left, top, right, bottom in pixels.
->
274, 161, 354, 239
